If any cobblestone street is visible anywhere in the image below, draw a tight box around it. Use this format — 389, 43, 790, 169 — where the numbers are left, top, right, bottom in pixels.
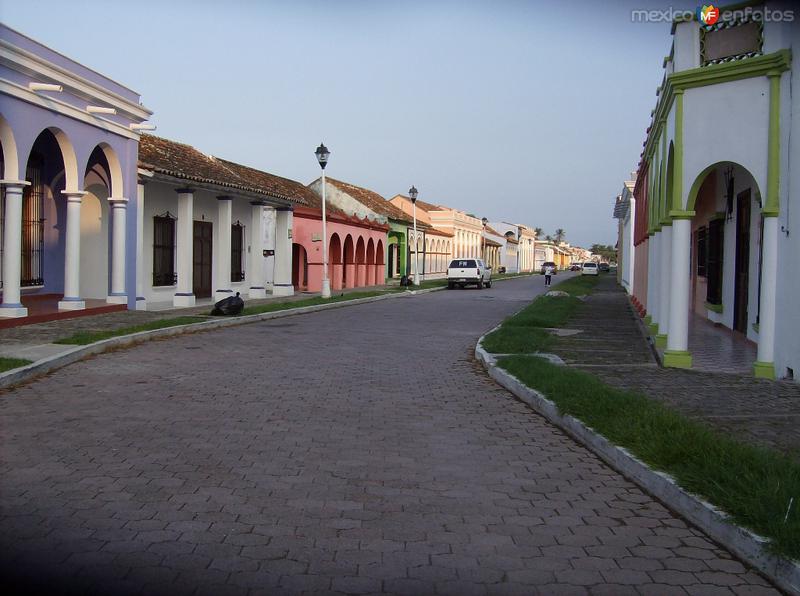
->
0, 276, 780, 595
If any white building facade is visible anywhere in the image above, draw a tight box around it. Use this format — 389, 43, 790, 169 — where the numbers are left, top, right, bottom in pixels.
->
635, 2, 797, 379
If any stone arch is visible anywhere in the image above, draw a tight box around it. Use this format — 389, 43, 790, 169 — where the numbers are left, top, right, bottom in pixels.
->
366, 238, 375, 286
343, 234, 355, 289
86, 142, 125, 198
0, 114, 20, 180
375, 238, 385, 285
329, 233, 343, 290
665, 141, 675, 216
30, 127, 79, 192
355, 236, 366, 287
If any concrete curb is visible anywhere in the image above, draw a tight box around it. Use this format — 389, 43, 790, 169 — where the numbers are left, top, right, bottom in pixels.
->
474, 335, 800, 595
0, 286, 447, 391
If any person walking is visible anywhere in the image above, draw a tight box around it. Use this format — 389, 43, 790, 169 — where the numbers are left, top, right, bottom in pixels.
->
544, 264, 554, 286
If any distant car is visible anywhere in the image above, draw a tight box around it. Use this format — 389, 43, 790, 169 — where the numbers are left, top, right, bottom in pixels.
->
581, 262, 599, 276
569, 264, 581, 272
447, 258, 492, 289
599, 262, 610, 272
540, 261, 557, 275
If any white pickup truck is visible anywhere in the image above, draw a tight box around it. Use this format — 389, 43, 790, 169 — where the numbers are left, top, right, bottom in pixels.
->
447, 258, 492, 289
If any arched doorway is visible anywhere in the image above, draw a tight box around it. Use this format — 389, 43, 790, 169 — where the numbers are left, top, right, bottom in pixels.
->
292, 243, 308, 290
375, 239, 385, 285
365, 238, 375, 286
82, 147, 113, 300
343, 235, 355, 289
355, 236, 366, 287
329, 233, 342, 290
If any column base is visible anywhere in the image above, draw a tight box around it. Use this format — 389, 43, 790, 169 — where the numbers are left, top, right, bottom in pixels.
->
106, 294, 128, 304
248, 287, 268, 299
173, 293, 196, 307
655, 334, 668, 348
58, 299, 85, 311
753, 361, 776, 380
135, 297, 148, 311
214, 289, 233, 302
272, 284, 294, 297
0, 304, 28, 318
664, 350, 693, 369
321, 279, 331, 299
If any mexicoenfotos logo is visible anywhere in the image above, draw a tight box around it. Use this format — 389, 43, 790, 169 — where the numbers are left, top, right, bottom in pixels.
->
697, 4, 720, 26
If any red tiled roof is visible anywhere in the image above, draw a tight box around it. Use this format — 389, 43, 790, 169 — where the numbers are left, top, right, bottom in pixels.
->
138, 135, 304, 203
326, 178, 413, 223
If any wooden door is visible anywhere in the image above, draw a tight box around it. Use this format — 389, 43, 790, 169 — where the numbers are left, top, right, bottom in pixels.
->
193, 221, 213, 298
733, 190, 750, 333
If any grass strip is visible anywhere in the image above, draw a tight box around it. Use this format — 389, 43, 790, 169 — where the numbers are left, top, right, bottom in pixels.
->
0, 357, 33, 372
481, 275, 599, 353
499, 355, 800, 561
54, 316, 207, 345
241, 290, 393, 316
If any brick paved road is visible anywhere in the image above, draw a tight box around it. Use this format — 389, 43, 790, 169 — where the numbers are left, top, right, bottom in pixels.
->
0, 277, 778, 595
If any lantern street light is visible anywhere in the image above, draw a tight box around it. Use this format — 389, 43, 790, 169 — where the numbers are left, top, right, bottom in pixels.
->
481, 217, 488, 264
409, 186, 419, 286
315, 142, 331, 299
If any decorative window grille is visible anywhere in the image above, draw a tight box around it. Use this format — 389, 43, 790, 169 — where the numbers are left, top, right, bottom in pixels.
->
21, 153, 45, 287
153, 213, 177, 286
231, 222, 245, 282
700, 14, 763, 66
706, 219, 724, 305
696, 226, 707, 277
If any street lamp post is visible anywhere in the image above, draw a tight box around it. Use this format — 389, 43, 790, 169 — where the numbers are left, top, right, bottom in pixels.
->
481, 217, 488, 265
315, 142, 331, 299
409, 186, 419, 286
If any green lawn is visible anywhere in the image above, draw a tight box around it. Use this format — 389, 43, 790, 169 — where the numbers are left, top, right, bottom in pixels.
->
54, 316, 207, 345
499, 355, 800, 561
481, 275, 599, 353
0, 357, 33, 372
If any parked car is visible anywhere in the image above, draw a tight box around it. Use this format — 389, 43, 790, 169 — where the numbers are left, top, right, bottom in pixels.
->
540, 261, 557, 275
569, 264, 581, 272
598, 262, 610, 272
581, 262, 599, 276
447, 258, 492, 289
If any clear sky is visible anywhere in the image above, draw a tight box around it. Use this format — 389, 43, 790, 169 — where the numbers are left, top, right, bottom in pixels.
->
2, 0, 688, 248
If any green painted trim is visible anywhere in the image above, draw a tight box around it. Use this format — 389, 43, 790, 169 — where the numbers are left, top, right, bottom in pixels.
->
673, 90, 684, 212
643, 51, 792, 161
653, 225, 663, 233
660, 130, 668, 222
752, 322, 759, 333
753, 361, 776, 380
669, 210, 696, 220
660, 218, 673, 226
664, 350, 693, 369
705, 301, 724, 314
765, 71, 782, 215
644, 315, 653, 326
655, 334, 668, 348
710, 211, 727, 221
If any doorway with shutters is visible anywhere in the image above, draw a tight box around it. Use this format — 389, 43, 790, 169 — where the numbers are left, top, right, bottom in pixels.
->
193, 221, 213, 298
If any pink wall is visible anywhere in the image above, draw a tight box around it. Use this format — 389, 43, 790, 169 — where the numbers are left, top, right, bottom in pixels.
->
293, 209, 387, 293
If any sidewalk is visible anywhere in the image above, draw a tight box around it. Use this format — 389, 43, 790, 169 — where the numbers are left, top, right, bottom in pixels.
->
553, 275, 800, 457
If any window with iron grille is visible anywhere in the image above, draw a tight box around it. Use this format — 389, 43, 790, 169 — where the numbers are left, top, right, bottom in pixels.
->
231, 222, 245, 282
21, 153, 45, 287
153, 214, 176, 286
706, 219, 724, 305
696, 226, 707, 277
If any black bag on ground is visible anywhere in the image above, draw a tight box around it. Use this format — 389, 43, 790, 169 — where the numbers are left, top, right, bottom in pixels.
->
211, 292, 244, 316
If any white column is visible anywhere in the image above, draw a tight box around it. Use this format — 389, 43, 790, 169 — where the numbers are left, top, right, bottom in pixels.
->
665, 217, 692, 367
215, 196, 233, 302
272, 207, 294, 296
657, 225, 672, 341
647, 233, 659, 325
58, 190, 87, 311
106, 197, 128, 304
173, 189, 195, 307
135, 182, 147, 310
248, 201, 267, 299
0, 181, 31, 318
755, 217, 778, 378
